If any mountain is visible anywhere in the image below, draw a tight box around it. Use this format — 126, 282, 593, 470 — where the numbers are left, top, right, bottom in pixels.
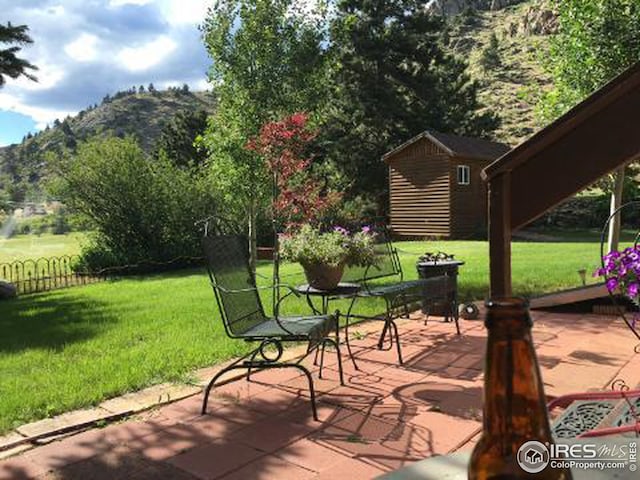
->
0, 87, 216, 201
445, 0, 556, 146
1, 0, 555, 202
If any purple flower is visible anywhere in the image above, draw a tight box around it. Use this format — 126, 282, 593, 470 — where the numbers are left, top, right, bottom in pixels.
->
333, 226, 348, 235
606, 278, 619, 292
361, 225, 371, 234
628, 282, 639, 298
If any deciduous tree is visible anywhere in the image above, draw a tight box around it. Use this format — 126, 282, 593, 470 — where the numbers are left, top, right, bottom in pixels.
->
200, 0, 329, 270
540, 0, 640, 251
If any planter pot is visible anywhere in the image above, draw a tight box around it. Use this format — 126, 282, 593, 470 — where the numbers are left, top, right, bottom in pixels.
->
302, 262, 345, 290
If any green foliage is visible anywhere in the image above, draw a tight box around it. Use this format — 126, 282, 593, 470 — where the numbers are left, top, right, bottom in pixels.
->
280, 224, 376, 267
540, 0, 640, 121
200, 0, 329, 264
322, 0, 499, 196
50, 136, 221, 269
479, 33, 502, 72
0, 235, 618, 432
532, 189, 640, 230
0, 22, 37, 87
0, 90, 215, 203
154, 109, 209, 167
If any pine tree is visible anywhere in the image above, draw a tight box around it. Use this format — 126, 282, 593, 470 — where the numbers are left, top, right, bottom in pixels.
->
324, 0, 498, 195
479, 33, 501, 72
0, 22, 37, 87
155, 109, 209, 167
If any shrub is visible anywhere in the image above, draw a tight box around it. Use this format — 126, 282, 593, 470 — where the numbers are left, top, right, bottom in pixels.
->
50, 136, 222, 270
531, 194, 640, 230
479, 33, 501, 72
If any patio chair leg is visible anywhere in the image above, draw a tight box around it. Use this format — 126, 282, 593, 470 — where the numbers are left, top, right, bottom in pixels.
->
390, 320, 403, 365
344, 298, 360, 371
202, 363, 319, 421
202, 364, 247, 414
452, 301, 461, 335
324, 337, 344, 385
319, 340, 327, 379
246, 349, 259, 382
333, 316, 345, 385
378, 320, 390, 350
313, 345, 320, 366
403, 296, 410, 319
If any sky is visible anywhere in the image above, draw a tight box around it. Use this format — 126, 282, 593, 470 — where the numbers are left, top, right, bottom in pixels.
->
0, 0, 213, 146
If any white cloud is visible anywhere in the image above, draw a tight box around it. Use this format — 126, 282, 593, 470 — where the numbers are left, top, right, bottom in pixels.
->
0, 93, 73, 130
12, 62, 66, 91
64, 33, 99, 62
109, 0, 153, 6
193, 78, 210, 91
117, 35, 178, 71
161, 0, 211, 25
0, 0, 212, 142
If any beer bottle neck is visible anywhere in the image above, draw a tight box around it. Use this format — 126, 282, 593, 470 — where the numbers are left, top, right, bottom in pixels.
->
482, 313, 552, 442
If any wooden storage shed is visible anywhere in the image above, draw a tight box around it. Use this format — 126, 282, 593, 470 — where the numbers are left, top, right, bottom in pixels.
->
384, 130, 510, 239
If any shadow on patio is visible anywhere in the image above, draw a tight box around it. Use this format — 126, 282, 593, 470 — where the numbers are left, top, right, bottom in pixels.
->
2, 309, 639, 480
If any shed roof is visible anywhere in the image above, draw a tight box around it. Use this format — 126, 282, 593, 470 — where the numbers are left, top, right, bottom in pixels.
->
382, 130, 511, 163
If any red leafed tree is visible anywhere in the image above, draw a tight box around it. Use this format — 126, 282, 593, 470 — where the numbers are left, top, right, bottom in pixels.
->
246, 112, 341, 227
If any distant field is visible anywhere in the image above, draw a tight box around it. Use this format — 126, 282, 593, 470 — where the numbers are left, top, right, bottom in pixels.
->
0, 233, 86, 263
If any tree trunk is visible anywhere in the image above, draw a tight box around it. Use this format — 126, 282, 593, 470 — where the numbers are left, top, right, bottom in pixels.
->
248, 200, 257, 274
607, 166, 625, 253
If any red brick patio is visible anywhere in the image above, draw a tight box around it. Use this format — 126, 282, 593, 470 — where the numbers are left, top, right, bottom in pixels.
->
1, 310, 639, 480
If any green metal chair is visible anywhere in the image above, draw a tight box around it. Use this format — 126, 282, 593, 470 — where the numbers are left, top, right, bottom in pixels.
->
200, 229, 344, 421
342, 226, 451, 365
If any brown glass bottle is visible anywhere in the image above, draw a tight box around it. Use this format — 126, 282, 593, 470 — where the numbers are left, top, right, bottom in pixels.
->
469, 298, 572, 480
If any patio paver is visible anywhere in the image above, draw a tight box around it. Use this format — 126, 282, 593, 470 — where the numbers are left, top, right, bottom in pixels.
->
1, 309, 639, 480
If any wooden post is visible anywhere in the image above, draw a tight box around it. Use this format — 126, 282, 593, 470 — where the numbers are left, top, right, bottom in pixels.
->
488, 172, 512, 298
607, 166, 625, 253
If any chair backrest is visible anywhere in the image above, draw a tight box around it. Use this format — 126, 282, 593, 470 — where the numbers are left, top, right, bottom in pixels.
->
342, 225, 403, 285
201, 234, 267, 337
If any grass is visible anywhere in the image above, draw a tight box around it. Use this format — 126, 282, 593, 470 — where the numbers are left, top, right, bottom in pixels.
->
0, 238, 608, 433
0, 233, 86, 263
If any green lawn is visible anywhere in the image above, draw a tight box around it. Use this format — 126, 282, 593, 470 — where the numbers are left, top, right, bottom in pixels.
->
0, 233, 86, 263
0, 239, 606, 433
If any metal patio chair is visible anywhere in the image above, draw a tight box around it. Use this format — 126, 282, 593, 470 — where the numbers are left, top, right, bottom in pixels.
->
200, 228, 344, 421
549, 381, 640, 438
341, 226, 450, 365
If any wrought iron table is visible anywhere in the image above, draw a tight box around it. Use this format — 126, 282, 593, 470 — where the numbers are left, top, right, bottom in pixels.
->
295, 282, 361, 369
294, 282, 361, 315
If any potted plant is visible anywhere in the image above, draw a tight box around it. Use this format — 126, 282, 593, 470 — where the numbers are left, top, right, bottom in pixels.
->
595, 246, 640, 304
280, 224, 377, 290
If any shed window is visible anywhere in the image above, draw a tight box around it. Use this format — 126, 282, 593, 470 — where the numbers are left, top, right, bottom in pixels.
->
457, 165, 470, 185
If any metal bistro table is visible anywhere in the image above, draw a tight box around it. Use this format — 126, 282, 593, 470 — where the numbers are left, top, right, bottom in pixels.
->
295, 282, 361, 369
295, 282, 361, 315
416, 259, 464, 326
